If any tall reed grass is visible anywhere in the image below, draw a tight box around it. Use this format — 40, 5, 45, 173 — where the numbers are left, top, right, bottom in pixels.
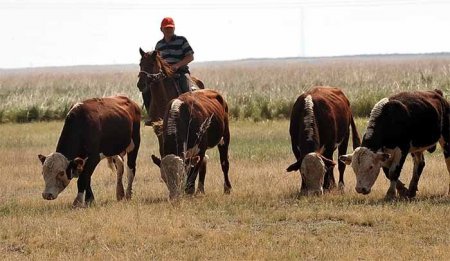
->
1, 54, 450, 123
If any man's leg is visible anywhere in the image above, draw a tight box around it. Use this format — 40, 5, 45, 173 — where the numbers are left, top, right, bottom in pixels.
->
178, 73, 191, 93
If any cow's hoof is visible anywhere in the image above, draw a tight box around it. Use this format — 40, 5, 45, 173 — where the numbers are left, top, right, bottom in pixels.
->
196, 188, 205, 195
407, 189, 417, 199
72, 200, 86, 208
125, 191, 132, 200
116, 188, 125, 201
338, 182, 345, 191
224, 186, 232, 194
384, 191, 396, 201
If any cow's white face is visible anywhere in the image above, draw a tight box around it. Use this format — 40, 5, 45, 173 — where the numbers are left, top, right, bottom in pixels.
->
160, 154, 186, 199
300, 153, 326, 195
339, 147, 390, 195
38, 153, 71, 200
38, 153, 86, 200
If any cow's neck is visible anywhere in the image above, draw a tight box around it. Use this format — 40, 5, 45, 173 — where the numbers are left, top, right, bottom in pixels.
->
55, 122, 82, 160
361, 133, 383, 152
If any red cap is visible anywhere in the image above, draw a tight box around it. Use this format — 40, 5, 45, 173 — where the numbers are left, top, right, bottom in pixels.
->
161, 17, 175, 28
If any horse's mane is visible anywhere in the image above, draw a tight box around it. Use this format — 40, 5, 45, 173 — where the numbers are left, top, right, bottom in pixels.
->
152, 51, 174, 78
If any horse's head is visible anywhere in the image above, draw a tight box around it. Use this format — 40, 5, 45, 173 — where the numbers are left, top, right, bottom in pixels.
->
137, 48, 172, 92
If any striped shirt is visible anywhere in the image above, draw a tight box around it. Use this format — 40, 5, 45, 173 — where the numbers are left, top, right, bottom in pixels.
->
155, 35, 194, 67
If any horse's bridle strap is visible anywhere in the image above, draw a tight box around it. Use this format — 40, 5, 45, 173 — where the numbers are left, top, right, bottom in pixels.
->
139, 70, 167, 83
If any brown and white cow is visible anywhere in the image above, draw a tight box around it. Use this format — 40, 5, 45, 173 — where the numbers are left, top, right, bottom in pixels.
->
151, 89, 231, 199
38, 96, 141, 207
339, 89, 450, 199
287, 86, 361, 195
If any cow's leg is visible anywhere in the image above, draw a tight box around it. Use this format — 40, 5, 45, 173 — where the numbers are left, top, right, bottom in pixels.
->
408, 152, 425, 198
383, 166, 407, 195
196, 157, 207, 194
218, 131, 231, 194
337, 133, 350, 190
185, 156, 203, 195
385, 152, 407, 200
76, 155, 100, 207
125, 165, 136, 200
322, 149, 336, 191
439, 137, 450, 195
125, 128, 140, 200
114, 156, 125, 201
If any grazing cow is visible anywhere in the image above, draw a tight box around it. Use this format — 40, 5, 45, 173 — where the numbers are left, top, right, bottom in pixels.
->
38, 96, 141, 207
287, 86, 361, 195
339, 89, 450, 199
151, 89, 231, 199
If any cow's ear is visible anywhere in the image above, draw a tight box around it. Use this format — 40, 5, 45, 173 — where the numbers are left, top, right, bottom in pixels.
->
339, 154, 353, 165
286, 160, 301, 172
151, 154, 161, 168
73, 157, 86, 172
68, 157, 86, 178
376, 152, 390, 162
320, 155, 336, 170
38, 154, 46, 165
139, 47, 146, 57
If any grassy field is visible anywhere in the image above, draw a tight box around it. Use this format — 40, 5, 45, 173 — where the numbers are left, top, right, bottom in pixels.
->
2, 53, 450, 122
0, 119, 449, 259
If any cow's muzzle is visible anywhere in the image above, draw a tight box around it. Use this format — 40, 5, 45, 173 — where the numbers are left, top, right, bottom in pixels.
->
42, 192, 56, 200
356, 187, 371, 195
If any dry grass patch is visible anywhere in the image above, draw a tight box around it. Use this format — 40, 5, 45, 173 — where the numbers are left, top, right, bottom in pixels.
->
0, 120, 449, 260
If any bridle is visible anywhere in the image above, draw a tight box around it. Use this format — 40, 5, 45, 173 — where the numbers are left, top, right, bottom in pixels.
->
139, 69, 167, 83
138, 69, 167, 92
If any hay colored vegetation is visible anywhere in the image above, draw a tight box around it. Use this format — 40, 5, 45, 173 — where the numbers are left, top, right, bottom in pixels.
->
0, 119, 449, 259
1, 54, 450, 259
1, 54, 450, 123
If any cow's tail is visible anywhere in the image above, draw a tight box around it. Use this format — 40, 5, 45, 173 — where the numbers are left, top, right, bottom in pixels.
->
289, 100, 302, 160
350, 115, 361, 149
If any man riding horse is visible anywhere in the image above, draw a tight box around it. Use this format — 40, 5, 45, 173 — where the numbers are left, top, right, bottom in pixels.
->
139, 17, 194, 126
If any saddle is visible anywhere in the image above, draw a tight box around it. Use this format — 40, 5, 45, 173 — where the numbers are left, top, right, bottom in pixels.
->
172, 73, 203, 94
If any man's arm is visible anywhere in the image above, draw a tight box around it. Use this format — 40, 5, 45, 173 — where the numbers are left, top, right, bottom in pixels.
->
173, 53, 194, 71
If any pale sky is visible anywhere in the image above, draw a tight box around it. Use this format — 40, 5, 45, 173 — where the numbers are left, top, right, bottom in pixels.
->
1, 0, 450, 68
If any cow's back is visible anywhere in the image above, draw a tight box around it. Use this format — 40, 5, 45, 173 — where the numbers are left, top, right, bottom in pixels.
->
163, 90, 228, 154
384, 90, 447, 148
310, 87, 353, 145
290, 86, 353, 152
57, 96, 141, 157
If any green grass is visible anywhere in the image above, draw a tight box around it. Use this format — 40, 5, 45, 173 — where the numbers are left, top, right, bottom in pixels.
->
2, 54, 450, 123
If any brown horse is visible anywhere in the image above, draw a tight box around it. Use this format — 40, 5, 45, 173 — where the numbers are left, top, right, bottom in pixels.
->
137, 48, 204, 124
